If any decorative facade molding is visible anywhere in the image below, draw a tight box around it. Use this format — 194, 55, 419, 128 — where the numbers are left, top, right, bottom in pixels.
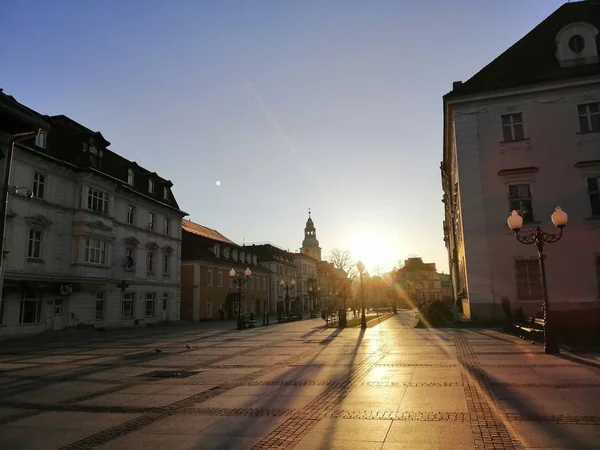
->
25, 214, 53, 229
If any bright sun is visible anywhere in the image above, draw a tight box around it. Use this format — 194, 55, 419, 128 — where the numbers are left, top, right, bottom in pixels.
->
349, 233, 395, 273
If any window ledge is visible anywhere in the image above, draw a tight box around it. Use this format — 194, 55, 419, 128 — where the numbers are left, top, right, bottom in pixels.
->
27, 258, 45, 263
71, 262, 110, 268
124, 267, 135, 272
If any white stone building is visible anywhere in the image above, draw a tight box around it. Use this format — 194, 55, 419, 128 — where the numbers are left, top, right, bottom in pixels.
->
442, 1, 600, 320
0, 93, 187, 337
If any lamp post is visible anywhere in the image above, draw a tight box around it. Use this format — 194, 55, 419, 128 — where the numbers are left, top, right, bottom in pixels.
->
0, 129, 47, 300
279, 279, 296, 318
357, 260, 367, 329
507, 207, 568, 355
229, 267, 251, 329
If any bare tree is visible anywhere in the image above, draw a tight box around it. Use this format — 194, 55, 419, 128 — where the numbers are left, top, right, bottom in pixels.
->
328, 247, 358, 280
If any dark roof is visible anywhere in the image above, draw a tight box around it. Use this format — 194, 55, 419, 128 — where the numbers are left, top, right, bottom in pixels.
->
1, 91, 186, 215
243, 244, 296, 266
182, 228, 268, 272
446, 1, 600, 97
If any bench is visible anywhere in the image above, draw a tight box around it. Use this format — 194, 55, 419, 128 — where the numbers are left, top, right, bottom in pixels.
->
514, 316, 545, 343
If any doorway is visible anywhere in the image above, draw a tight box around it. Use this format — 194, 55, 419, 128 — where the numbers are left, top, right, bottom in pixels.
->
161, 293, 168, 321
53, 298, 65, 330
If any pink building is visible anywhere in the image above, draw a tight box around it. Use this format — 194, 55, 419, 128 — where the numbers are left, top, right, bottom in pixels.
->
442, 1, 600, 320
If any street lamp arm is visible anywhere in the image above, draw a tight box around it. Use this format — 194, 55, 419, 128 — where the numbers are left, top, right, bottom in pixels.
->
514, 227, 563, 251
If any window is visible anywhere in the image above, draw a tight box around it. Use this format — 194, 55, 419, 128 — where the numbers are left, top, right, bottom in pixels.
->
147, 252, 155, 273
207, 268, 213, 287
87, 143, 103, 169
122, 292, 135, 319
515, 259, 543, 300
501, 113, 525, 141
19, 298, 41, 324
428, 282, 434, 289
302, 264, 307, 275
508, 184, 534, 222
217, 270, 223, 288
95, 292, 105, 321
125, 248, 135, 269
206, 301, 213, 318
163, 254, 169, 275
578, 103, 600, 134
262, 278, 266, 290
163, 218, 170, 235
163, 186, 169, 200
587, 177, 600, 217
84, 239, 107, 265
148, 179, 155, 193
127, 169, 135, 186
32, 172, 45, 199
28, 229, 42, 259
127, 205, 135, 225
87, 188, 109, 213
148, 212, 155, 231
145, 293, 156, 317
35, 133, 47, 149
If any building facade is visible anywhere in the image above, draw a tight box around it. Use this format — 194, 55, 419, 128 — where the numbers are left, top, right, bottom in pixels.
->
181, 220, 270, 321
244, 243, 297, 315
293, 252, 318, 313
395, 258, 442, 305
442, 1, 600, 320
0, 93, 187, 336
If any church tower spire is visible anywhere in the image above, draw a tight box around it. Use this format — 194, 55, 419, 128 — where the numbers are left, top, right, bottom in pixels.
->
301, 208, 322, 261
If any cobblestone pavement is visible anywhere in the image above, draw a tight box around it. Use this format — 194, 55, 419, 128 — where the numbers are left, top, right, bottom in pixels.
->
0, 312, 599, 449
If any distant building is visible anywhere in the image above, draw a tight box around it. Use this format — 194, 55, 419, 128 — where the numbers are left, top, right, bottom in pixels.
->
442, 1, 600, 319
395, 258, 442, 304
243, 243, 297, 315
0, 91, 187, 336
438, 273, 452, 303
300, 210, 322, 261
181, 220, 269, 321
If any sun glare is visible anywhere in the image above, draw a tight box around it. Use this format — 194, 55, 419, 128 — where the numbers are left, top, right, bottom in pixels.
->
350, 233, 396, 273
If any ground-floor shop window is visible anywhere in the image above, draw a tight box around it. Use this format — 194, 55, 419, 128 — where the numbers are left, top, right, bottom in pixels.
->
95, 292, 105, 321
206, 301, 212, 318
19, 299, 41, 324
145, 293, 156, 317
122, 292, 135, 319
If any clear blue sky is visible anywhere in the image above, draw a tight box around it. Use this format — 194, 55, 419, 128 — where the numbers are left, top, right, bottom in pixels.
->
1, 0, 565, 273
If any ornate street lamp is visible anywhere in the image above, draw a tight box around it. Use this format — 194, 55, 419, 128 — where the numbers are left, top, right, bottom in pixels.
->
507, 207, 568, 355
279, 279, 296, 318
357, 260, 367, 329
229, 267, 252, 329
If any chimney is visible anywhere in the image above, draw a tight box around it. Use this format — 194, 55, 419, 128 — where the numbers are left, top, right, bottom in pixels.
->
452, 81, 463, 90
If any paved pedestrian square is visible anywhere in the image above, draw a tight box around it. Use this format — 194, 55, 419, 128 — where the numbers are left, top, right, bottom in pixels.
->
0, 311, 599, 449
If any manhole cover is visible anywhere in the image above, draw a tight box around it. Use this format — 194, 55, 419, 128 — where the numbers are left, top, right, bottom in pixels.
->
138, 370, 199, 379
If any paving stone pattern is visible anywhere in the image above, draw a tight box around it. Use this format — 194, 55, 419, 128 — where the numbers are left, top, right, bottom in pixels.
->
0, 312, 599, 449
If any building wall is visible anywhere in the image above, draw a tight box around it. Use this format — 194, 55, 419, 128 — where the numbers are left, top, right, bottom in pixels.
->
180, 260, 270, 321
0, 148, 184, 337
451, 80, 600, 319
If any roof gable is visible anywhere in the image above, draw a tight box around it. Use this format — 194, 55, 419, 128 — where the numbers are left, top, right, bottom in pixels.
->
448, 2, 600, 97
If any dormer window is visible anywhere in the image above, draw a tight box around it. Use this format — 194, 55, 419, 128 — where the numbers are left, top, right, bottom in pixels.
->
85, 139, 103, 169
232, 249, 238, 261
163, 186, 169, 200
555, 22, 599, 68
127, 169, 135, 186
35, 133, 47, 149
215, 244, 220, 257
148, 179, 154, 194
